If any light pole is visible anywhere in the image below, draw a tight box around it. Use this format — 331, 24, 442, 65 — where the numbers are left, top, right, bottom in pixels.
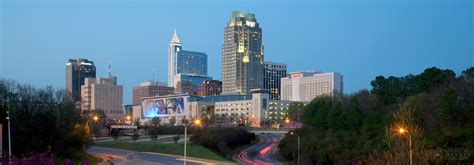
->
290, 131, 299, 165
92, 116, 99, 141
6, 111, 12, 162
398, 127, 412, 165
183, 118, 201, 165
184, 122, 187, 165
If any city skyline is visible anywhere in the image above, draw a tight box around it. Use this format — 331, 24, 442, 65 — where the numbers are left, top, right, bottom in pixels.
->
1, 0, 472, 104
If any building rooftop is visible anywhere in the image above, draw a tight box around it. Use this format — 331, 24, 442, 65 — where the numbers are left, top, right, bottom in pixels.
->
199, 94, 252, 102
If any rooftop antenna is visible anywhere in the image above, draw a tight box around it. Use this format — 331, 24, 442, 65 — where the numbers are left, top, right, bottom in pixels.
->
108, 60, 112, 77
152, 68, 156, 83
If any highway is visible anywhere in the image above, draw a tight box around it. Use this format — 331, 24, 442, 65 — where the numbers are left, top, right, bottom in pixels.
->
88, 146, 227, 165
234, 133, 284, 165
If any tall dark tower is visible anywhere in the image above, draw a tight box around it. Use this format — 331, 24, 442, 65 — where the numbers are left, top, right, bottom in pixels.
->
66, 58, 96, 102
222, 11, 264, 94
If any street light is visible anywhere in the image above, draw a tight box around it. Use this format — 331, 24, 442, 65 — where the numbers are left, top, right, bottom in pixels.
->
194, 119, 201, 126
285, 118, 290, 124
398, 127, 412, 165
290, 131, 299, 165
6, 111, 12, 163
93, 116, 99, 122
183, 118, 201, 165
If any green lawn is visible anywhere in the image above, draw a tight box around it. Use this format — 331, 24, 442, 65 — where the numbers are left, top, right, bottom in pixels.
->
94, 141, 233, 162
57, 148, 103, 165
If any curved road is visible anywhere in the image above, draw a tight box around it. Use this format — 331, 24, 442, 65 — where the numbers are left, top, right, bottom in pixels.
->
88, 147, 220, 165
234, 133, 284, 165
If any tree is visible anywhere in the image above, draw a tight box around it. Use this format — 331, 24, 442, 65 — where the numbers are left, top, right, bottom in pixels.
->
133, 118, 141, 126
172, 135, 181, 144
90, 109, 107, 138
149, 128, 158, 142
131, 130, 140, 143
462, 67, 474, 82
0, 79, 90, 158
111, 129, 121, 143
384, 104, 429, 164
439, 88, 459, 127
181, 117, 189, 125
288, 102, 304, 121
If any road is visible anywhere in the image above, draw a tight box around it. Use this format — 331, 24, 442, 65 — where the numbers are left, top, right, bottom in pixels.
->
88, 147, 228, 165
234, 133, 284, 165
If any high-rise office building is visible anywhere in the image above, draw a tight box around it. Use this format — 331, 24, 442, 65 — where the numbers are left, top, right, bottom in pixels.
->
263, 61, 287, 100
177, 51, 207, 76
66, 58, 96, 102
168, 30, 209, 88
222, 11, 264, 95
197, 80, 223, 96
132, 81, 174, 106
281, 71, 343, 102
81, 76, 123, 119
168, 30, 182, 87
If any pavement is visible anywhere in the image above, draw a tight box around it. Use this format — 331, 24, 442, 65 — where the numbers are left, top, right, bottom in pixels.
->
233, 133, 284, 165
88, 147, 234, 165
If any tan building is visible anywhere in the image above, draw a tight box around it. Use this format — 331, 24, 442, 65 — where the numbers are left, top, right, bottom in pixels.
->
132, 81, 174, 106
81, 76, 123, 119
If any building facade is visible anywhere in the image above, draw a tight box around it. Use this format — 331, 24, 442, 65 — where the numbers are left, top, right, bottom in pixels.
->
263, 61, 287, 100
174, 81, 194, 95
222, 11, 264, 95
176, 50, 207, 76
66, 58, 96, 102
281, 71, 343, 102
197, 80, 222, 96
81, 76, 123, 119
132, 81, 174, 106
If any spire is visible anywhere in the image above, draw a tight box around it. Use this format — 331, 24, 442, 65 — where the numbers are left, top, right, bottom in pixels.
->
170, 29, 181, 44
108, 60, 112, 77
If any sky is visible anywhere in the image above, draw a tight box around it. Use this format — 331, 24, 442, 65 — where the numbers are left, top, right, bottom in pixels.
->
1, 0, 473, 104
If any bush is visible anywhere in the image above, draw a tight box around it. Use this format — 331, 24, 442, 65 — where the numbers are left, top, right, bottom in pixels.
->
190, 127, 255, 155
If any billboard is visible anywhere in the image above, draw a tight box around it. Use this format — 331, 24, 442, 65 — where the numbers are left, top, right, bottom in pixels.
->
142, 97, 185, 118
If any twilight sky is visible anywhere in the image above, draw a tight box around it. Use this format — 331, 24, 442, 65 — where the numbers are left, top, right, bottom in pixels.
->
1, 0, 472, 104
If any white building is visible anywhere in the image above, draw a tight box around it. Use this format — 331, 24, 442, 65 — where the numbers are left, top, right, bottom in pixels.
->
133, 89, 304, 127
281, 71, 343, 102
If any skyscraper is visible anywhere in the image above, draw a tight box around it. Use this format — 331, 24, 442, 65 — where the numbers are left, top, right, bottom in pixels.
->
66, 58, 96, 102
168, 30, 182, 87
263, 61, 287, 100
222, 11, 264, 95
168, 30, 209, 88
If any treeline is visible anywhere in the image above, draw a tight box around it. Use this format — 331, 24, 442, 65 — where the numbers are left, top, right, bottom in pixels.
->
278, 67, 474, 164
190, 127, 256, 156
0, 80, 92, 163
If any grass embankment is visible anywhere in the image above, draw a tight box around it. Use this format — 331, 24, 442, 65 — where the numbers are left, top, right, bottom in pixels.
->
57, 148, 103, 165
94, 141, 232, 162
